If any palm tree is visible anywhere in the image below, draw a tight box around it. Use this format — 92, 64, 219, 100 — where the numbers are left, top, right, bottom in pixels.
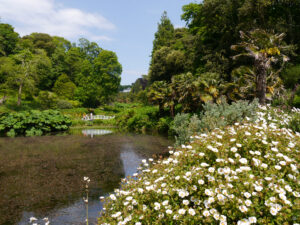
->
231, 29, 292, 105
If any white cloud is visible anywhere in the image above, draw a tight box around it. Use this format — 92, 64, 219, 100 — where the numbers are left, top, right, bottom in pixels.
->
0, 0, 115, 41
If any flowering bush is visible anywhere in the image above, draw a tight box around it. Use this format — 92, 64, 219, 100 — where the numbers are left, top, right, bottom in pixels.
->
98, 106, 300, 225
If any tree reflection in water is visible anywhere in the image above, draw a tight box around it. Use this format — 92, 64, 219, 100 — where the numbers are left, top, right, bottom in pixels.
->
0, 132, 171, 225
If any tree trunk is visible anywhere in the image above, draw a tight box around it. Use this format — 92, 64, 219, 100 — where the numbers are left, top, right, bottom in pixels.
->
256, 61, 267, 105
17, 82, 23, 106
170, 104, 175, 118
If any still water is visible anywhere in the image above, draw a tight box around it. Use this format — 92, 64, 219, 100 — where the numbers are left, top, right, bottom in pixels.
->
0, 129, 171, 225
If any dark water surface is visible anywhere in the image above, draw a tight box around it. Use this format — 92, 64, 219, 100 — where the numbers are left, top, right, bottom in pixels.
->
0, 129, 172, 225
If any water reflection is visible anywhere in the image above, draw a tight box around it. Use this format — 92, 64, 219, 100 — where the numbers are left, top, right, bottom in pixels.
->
0, 132, 171, 225
81, 129, 113, 138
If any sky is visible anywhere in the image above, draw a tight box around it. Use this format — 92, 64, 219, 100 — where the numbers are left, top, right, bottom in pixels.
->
0, 0, 193, 85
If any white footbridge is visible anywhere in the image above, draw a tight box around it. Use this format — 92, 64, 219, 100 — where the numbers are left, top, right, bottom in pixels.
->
82, 114, 115, 121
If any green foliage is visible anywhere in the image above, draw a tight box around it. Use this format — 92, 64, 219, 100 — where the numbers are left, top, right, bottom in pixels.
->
231, 29, 292, 104
56, 99, 73, 109
99, 107, 300, 225
293, 95, 300, 108
172, 99, 259, 145
116, 106, 159, 132
36, 91, 58, 109
53, 74, 76, 99
281, 65, 300, 89
0, 23, 19, 56
288, 113, 300, 133
200, 98, 259, 130
152, 11, 175, 54
172, 113, 192, 145
0, 110, 71, 137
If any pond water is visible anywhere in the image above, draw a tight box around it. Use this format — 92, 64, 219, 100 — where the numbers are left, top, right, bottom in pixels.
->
0, 129, 172, 225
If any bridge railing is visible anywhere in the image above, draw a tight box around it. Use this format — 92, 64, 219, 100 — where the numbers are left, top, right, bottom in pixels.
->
82, 114, 115, 121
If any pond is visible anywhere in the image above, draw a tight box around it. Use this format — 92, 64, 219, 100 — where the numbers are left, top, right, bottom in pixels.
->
0, 129, 172, 225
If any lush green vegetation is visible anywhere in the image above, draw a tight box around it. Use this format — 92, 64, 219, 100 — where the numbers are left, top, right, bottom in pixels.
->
99, 106, 300, 225
0, 110, 71, 137
0, 26, 122, 109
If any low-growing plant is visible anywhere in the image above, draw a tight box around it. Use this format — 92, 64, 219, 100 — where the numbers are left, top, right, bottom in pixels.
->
0, 110, 72, 137
98, 107, 300, 225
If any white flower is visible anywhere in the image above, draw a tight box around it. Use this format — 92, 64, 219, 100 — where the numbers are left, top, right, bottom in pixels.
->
239, 158, 248, 164
208, 167, 215, 173
205, 189, 213, 196
198, 179, 205, 185
275, 165, 282, 170
245, 200, 252, 207
231, 147, 238, 152
110, 194, 117, 200
248, 216, 257, 223
245, 131, 251, 136
183, 200, 189, 205
244, 192, 251, 198
239, 205, 248, 213
185, 171, 192, 176
154, 202, 161, 210
270, 207, 278, 216
166, 209, 173, 214
237, 219, 250, 225
203, 210, 210, 217
135, 222, 142, 225
29, 217, 37, 223
162, 200, 169, 206
188, 208, 196, 216
178, 208, 186, 215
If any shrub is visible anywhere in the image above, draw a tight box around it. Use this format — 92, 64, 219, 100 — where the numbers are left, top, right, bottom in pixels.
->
56, 99, 73, 109
157, 117, 173, 134
36, 91, 58, 109
0, 110, 71, 137
293, 95, 300, 108
172, 99, 259, 145
98, 108, 300, 225
288, 113, 300, 133
116, 106, 160, 132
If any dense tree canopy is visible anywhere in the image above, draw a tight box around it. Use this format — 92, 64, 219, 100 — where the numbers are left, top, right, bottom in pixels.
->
0, 22, 122, 108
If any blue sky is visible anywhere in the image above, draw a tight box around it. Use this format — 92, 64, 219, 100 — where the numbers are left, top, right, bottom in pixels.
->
0, 0, 193, 84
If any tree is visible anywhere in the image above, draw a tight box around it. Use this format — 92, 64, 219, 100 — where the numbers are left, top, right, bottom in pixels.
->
231, 29, 292, 104
93, 50, 122, 104
181, 0, 300, 76
53, 74, 76, 99
13, 49, 35, 106
147, 81, 170, 115
0, 57, 16, 103
65, 47, 84, 83
149, 47, 185, 83
22, 33, 56, 56
0, 23, 19, 56
152, 11, 175, 54
78, 38, 102, 62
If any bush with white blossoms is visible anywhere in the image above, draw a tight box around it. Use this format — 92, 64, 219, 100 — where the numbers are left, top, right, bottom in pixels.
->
98, 106, 300, 225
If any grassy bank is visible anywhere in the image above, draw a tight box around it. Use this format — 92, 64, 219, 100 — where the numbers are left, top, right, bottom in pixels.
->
98, 106, 300, 224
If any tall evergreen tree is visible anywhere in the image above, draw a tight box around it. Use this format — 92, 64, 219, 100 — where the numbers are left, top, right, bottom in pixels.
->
152, 11, 175, 55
